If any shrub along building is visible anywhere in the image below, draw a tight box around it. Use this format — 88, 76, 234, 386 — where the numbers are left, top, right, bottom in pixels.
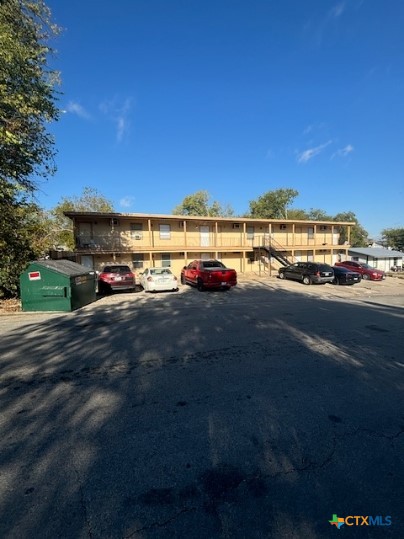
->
63, 212, 353, 276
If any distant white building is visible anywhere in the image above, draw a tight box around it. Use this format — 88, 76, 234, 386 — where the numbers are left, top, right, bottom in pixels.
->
346, 247, 404, 272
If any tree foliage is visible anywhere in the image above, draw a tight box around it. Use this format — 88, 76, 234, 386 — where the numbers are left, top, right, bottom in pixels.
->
172, 190, 234, 217
247, 188, 299, 219
381, 228, 404, 252
306, 208, 333, 221
50, 187, 115, 249
333, 211, 368, 247
0, 181, 49, 297
0, 0, 60, 297
0, 0, 61, 192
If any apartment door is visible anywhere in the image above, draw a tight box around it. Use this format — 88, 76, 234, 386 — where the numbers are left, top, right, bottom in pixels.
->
333, 230, 339, 245
200, 226, 210, 247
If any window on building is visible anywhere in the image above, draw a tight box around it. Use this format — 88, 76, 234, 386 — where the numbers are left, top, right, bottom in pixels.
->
247, 226, 254, 240
130, 223, 143, 239
159, 224, 171, 239
161, 253, 171, 267
132, 254, 144, 269
307, 227, 314, 239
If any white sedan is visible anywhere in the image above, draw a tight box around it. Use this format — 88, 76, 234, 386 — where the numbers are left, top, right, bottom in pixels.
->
139, 267, 179, 292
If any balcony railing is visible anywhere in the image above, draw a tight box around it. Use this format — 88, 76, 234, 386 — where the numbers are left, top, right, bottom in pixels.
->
75, 233, 344, 252
76, 235, 124, 251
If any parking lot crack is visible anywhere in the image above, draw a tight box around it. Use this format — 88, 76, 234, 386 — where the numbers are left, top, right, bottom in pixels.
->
73, 465, 93, 538
341, 426, 404, 442
124, 507, 197, 537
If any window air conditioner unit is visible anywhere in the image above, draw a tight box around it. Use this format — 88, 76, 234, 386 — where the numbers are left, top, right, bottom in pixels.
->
232, 223, 241, 229
111, 218, 119, 226
134, 232, 142, 240
280, 224, 287, 230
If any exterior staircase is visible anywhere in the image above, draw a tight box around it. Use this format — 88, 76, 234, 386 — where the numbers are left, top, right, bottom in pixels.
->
253, 234, 296, 267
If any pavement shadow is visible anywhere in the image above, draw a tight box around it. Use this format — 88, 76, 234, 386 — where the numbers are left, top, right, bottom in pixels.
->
0, 282, 403, 538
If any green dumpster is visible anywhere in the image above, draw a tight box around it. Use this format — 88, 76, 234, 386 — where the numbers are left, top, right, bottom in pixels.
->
20, 260, 96, 312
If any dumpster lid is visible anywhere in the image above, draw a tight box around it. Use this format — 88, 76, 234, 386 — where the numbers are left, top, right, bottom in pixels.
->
31, 260, 94, 277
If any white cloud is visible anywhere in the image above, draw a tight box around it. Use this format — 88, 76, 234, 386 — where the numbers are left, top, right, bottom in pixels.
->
119, 196, 135, 208
66, 101, 90, 119
116, 116, 127, 143
332, 144, 354, 159
303, 122, 325, 136
330, 2, 345, 18
100, 97, 132, 142
297, 140, 332, 164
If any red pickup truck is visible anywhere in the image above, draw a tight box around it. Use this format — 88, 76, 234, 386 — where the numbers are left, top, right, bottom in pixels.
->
180, 259, 237, 291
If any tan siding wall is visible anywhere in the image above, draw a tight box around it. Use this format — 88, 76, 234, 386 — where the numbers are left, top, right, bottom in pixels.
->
72, 215, 348, 276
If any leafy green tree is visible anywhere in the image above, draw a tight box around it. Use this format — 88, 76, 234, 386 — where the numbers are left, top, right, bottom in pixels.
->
381, 228, 404, 252
0, 0, 61, 192
333, 211, 368, 246
0, 181, 50, 297
287, 208, 333, 221
306, 208, 333, 221
50, 187, 115, 249
287, 208, 309, 220
173, 190, 234, 217
247, 188, 299, 219
0, 0, 60, 296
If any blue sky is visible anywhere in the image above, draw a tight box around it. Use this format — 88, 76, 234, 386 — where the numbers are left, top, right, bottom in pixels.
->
39, 0, 403, 238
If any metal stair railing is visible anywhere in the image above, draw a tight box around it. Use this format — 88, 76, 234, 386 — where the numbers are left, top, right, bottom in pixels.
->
253, 234, 297, 266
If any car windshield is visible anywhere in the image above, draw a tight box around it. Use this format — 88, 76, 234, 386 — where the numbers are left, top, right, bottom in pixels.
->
104, 266, 131, 273
202, 261, 226, 269
362, 263, 376, 270
150, 268, 172, 275
318, 264, 333, 271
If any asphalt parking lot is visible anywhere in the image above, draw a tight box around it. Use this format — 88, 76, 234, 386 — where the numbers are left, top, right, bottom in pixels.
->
0, 275, 403, 538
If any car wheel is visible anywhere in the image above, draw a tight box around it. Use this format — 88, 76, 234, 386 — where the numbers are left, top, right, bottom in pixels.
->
362, 274, 370, 280
180, 274, 186, 285
302, 275, 311, 285
197, 279, 204, 291
279, 272, 285, 279
99, 282, 110, 295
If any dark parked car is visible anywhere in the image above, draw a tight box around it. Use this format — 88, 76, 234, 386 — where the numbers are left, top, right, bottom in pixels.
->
278, 262, 334, 285
335, 261, 385, 281
98, 265, 135, 293
332, 266, 361, 285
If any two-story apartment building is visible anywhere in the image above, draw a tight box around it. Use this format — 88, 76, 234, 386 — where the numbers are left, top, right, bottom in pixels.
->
64, 212, 353, 277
